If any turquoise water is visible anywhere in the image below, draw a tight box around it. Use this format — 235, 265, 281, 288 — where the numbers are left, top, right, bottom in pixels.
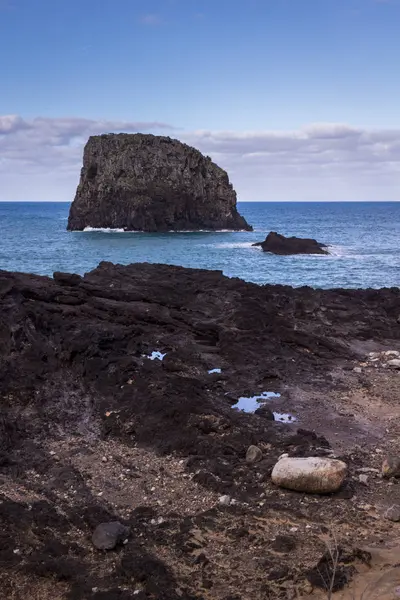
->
0, 201, 399, 288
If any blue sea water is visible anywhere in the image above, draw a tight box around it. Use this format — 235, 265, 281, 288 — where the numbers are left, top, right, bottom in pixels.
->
0, 201, 399, 289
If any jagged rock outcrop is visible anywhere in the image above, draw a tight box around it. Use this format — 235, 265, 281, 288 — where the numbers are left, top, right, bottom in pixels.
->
253, 231, 328, 255
67, 133, 252, 232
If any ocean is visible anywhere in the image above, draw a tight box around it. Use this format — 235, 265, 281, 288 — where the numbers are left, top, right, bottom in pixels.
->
0, 201, 399, 289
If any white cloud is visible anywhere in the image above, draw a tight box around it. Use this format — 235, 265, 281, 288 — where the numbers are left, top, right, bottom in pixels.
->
0, 115, 399, 201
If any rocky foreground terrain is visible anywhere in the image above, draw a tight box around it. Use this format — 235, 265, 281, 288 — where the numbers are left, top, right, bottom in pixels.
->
67, 134, 251, 232
1, 263, 400, 599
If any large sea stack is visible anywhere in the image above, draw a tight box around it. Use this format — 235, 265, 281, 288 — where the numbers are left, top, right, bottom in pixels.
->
67, 133, 252, 232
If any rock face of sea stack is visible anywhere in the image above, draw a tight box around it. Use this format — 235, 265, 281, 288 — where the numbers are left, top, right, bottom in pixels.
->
67, 133, 252, 232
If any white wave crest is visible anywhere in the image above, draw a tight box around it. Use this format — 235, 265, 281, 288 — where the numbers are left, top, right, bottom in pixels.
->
214, 242, 258, 249
83, 227, 127, 233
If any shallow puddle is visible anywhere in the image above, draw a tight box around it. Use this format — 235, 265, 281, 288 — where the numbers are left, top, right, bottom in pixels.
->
273, 412, 297, 423
145, 351, 166, 361
232, 392, 297, 422
232, 391, 281, 412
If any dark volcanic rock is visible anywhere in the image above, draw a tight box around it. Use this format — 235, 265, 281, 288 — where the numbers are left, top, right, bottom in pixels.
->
67, 133, 252, 232
0, 262, 399, 598
253, 231, 328, 255
92, 522, 130, 550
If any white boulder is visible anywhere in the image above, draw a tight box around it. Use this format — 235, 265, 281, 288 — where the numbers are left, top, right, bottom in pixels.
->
271, 456, 347, 494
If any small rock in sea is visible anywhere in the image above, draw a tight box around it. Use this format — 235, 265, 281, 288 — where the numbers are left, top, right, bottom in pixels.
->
246, 445, 263, 464
359, 474, 368, 485
219, 495, 231, 506
271, 457, 347, 494
387, 359, 400, 369
353, 367, 362, 374
384, 505, 400, 522
92, 521, 130, 550
382, 456, 400, 478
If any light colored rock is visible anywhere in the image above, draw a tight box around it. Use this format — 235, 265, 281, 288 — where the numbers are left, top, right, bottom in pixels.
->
358, 467, 380, 474
219, 495, 231, 506
246, 445, 263, 464
359, 474, 369, 485
271, 456, 347, 494
353, 367, 362, 373
387, 359, 400, 369
385, 350, 400, 357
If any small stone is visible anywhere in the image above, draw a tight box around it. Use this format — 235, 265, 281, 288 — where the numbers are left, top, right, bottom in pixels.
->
382, 456, 400, 478
13, 549, 20, 555
358, 467, 380, 474
246, 445, 263, 464
219, 495, 231, 506
359, 474, 368, 485
384, 505, 400, 522
353, 367, 362, 373
387, 359, 400, 369
385, 350, 400, 357
271, 457, 347, 494
102, 456, 107, 463
92, 588, 98, 593
92, 521, 130, 550
254, 405, 275, 420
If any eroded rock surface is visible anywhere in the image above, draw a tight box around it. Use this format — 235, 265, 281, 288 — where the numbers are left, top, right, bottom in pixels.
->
0, 262, 400, 599
67, 133, 252, 232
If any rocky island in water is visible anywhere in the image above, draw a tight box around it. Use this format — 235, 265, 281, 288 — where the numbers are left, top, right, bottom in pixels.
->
67, 133, 252, 232
253, 231, 329, 255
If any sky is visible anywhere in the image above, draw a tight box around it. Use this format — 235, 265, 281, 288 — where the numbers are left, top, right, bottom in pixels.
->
1, 0, 400, 201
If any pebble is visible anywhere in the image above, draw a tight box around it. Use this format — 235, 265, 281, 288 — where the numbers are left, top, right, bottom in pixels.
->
102, 456, 107, 463
92, 521, 130, 550
382, 456, 400, 478
384, 505, 400, 522
353, 367, 362, 373
358, 467, 380, 474
359, 474, 368, 485
219, 495, 231, 506
246, 445, 263, 464
387, 359, 400, 369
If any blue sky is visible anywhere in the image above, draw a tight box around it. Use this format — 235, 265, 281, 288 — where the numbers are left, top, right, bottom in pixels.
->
1, 0, 400, 201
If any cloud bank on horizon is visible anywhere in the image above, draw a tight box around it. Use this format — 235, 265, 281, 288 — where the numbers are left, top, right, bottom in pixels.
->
0, 114, 399, 202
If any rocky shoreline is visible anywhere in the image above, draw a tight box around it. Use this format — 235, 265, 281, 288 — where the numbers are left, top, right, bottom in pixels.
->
1, 262, 400, 599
